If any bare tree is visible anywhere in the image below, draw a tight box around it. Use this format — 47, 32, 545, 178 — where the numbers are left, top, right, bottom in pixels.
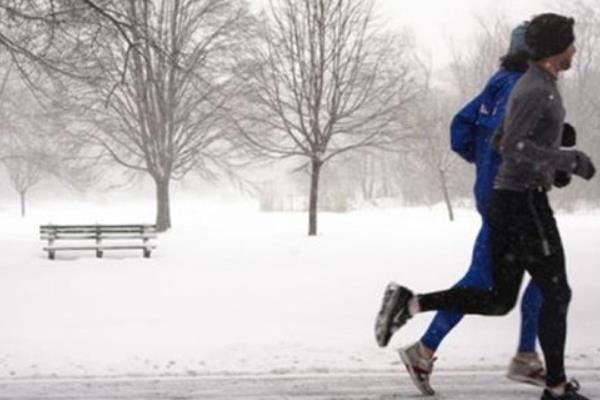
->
0, 80, 43, 217
236, 0, 415, 235
48, 0, 251, 231
0, 59, 41, 217
448, 14, 511, 102
0, 92, 84, 217
354, 151, 397, 201
424, 105, 459, 221
330, 147, 412, 205
412, 60, 462, 221
2, 136, 44, 217
0, 0, 163, 86
0, 57, 14, 160
550, 0, 600, 205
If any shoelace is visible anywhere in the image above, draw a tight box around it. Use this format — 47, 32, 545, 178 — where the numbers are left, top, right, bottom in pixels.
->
414, 353, 437, 374
426, 356, 438, 373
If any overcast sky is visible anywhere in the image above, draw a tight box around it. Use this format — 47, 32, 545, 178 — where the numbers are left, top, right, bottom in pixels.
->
250, 0, 554, 69
378, 0, 551, 66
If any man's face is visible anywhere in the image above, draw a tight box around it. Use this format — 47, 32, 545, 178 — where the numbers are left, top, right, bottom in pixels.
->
559, 44, 577, 71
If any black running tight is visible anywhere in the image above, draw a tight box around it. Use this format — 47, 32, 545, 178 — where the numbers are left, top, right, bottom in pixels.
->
418, 189, 571, 387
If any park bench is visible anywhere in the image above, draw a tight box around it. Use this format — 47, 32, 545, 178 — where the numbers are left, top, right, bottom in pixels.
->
40, 224, 157, 260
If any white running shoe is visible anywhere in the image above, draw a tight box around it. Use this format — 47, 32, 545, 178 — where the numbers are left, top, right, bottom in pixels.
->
507, 352, 546, 387
398, 342, 437, 396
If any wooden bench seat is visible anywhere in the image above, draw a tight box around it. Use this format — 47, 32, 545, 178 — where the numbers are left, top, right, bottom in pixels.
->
40, 224, 157, 260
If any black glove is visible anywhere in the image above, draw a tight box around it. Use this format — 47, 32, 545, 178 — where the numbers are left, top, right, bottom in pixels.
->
554, 170, 572, 188
572, 150, 596, 180
562, 123, 576, 148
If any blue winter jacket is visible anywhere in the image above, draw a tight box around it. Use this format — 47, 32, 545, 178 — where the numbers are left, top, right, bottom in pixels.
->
450, 69, 523, 215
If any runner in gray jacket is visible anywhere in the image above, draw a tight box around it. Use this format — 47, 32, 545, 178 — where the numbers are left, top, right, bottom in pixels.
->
375, 13, 596, 400
494, 63, 594, 192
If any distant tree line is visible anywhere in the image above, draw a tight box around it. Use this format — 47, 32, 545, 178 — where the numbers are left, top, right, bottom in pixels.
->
0, 0, 598, 233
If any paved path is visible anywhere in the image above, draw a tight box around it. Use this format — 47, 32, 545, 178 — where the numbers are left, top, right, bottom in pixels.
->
1, 370, 599, 399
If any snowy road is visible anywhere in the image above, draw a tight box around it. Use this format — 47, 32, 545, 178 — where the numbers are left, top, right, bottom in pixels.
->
1, 370, 599, 399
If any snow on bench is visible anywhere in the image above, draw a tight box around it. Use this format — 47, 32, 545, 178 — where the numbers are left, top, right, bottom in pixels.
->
40, 224, 157, 260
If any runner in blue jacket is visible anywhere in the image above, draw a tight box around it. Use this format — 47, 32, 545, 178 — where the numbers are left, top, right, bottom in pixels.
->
397, 22, 544, 395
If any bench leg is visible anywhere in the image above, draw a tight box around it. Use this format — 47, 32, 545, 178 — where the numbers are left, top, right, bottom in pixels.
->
48, 238, 55, 260
143, 249, 151, 258
96, 250, 103, 258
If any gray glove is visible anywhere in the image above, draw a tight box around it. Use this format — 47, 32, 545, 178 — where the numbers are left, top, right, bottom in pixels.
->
572, 150, 596, 180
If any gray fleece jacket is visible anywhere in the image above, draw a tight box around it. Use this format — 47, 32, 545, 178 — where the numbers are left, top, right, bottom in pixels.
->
494, 63, 577, 191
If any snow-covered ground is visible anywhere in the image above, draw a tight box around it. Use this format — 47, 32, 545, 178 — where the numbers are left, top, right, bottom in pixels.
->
2, 370, 600, 399
0, 194, 598, 381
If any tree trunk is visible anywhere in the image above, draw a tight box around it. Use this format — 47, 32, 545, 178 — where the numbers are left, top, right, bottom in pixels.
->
439, 168, 454, 222
20, 190, 26, 218
367, 154, 376, 199
308, 160, 322, 236
360, 175, 369, 200
155, 177, 172, 232
380, 157, 391, 198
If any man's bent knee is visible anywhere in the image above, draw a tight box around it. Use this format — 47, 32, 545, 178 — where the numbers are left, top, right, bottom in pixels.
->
490, 297, 518, 315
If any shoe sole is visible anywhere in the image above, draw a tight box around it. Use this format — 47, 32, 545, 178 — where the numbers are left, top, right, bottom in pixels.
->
399, 348, 435, 396
506, 372, 546, 387
375, 283, 402, 347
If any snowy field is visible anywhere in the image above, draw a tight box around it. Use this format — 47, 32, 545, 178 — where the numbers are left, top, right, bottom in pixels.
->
0, 193, 598, 395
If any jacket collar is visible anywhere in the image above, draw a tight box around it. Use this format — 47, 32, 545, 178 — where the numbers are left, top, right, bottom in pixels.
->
530, 63, 558, 82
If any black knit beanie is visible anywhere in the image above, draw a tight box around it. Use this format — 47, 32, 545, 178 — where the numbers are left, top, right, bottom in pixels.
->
525, 13, 575, 61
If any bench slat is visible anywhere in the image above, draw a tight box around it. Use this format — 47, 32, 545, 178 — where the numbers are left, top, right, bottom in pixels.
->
40, 227, 156, 232
41, 225, 155, 230
41, 235, 157, 240
44, 245, 157, 251
41, 224, 156, 229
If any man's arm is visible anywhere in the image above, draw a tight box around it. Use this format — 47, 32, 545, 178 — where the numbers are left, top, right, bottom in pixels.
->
450, 94, 483, 163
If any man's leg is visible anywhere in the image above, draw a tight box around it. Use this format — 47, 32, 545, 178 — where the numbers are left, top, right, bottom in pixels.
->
376, 191, 526, 346
519, 281, 543, 352
416, 191, 525, 316
415, 253, 522, 317
523, 193, 571, 390
528, 254, 570, 390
